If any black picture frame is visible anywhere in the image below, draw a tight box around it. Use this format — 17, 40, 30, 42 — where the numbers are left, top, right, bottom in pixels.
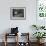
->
10, 7, 26, 20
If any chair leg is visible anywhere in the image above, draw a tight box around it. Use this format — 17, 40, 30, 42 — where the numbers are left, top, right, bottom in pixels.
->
4, 41, 7, 46
4, 33, 7, 46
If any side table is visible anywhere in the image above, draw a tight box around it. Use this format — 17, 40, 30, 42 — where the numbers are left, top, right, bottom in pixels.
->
4, 33, 18, 46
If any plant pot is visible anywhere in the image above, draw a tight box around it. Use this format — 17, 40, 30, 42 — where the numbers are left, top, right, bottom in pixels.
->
37, 39, 45, 44
40, 38, 45, 43
37, 39, 40, 43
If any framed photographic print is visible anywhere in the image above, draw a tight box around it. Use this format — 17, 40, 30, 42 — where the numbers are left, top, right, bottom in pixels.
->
10, 7, 26, 20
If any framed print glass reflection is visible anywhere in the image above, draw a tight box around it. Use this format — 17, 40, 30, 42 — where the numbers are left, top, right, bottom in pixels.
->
10, 7, 26, 20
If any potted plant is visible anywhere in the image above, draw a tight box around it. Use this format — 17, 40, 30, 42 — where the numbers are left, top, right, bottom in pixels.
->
32, 25, 39, 30
32, 24, 45, 30
33, 32, 46, 43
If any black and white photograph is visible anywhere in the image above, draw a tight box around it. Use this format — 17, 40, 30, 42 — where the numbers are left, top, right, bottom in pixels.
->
10, 7, 26, 20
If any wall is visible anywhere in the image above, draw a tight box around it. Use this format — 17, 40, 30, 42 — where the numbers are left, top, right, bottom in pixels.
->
0, 0, 36, 42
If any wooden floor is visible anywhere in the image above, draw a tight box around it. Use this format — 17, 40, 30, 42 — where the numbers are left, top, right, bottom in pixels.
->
0, 42, 46, 46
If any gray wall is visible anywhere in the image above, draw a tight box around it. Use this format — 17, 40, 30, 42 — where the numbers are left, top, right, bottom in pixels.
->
0, 0, 37, 42
0, 0, 36, 34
